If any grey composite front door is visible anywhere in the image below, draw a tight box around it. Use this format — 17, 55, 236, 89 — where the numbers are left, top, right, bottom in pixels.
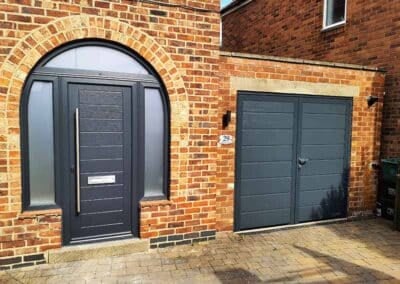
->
235, 93, 352, 231
63, 78, 137, 244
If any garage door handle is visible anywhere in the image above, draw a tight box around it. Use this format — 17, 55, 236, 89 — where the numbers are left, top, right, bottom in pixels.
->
298, 158, 309, 166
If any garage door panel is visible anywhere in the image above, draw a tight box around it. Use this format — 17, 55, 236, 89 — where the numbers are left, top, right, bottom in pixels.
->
242, 113, 294, 129
236, 94, 351, 230
243, 100, 294, 113
297, 99, 350, 223
302, 103, 346, 114
242, 129, 293, 146
240, 177, 292, 195
241, 162, 292, 179
298, 188, 345, 206
302, 114, 346, 129
240, 193, 291, 212
237, 95, 296, 230
298, 201, 346, 222
302, 129, 346, 145
299, 174, 342, 191
301, 145, 345, 160
300, 159, 344, 176
241, 146, 293, 162
240, 209, 291, 229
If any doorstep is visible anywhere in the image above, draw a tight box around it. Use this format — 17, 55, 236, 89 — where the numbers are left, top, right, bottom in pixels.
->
47, 238, 149, 264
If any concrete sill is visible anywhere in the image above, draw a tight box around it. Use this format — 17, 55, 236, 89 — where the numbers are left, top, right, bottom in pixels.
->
321, 22, 346, 32
20, 208, 62, 218
140, 199, 172, 207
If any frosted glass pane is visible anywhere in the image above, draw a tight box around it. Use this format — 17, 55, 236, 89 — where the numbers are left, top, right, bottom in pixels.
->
144, 89, 164, 197
326, 0, 346, 26
45, 46, 149, 74
28, 82, 56, 206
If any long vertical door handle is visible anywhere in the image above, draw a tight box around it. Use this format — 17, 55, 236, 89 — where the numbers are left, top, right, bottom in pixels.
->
75, 108, 81, 214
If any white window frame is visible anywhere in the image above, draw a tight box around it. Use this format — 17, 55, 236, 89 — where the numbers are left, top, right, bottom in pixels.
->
322, 0, 347, 30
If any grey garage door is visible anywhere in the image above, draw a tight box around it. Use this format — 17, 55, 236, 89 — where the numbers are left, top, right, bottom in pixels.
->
235, 93, 352, 230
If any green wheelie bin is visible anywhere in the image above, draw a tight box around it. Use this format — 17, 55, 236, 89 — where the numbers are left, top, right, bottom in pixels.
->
380, 159, 400, 230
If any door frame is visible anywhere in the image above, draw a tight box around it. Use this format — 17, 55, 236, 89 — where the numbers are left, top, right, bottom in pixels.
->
234, 91, 353, 231
20, 75, 61, 211
24, 68, 167, 245
20, 40, 171, 246
60, 77, 140, 245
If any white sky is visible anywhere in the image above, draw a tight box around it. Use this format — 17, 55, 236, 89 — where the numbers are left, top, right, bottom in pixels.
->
221, 0, 232, 8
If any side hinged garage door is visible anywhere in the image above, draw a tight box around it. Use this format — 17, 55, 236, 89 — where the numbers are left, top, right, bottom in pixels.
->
235, 92, 352, 231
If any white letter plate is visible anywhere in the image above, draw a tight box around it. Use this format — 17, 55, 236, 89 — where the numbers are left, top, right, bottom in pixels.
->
88, 175, 116, 185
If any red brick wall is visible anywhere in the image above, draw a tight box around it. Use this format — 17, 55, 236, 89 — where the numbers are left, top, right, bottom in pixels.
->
0, 0, 387, 263
222, 0, 400, 157
216, 53, 385, 231
0, 0, 220, 259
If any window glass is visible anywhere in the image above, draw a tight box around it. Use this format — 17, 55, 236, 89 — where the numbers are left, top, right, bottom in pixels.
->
144, 88, 165, 197
325, 0, 346, 27
28, 81, 56, 206
45, 46, 149, 75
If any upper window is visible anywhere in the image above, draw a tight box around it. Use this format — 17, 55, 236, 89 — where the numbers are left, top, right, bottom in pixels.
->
323, 0, 347, 30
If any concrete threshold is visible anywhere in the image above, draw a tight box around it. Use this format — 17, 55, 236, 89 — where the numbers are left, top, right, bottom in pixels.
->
47, 238, 149, 264
236, 218, 349, 235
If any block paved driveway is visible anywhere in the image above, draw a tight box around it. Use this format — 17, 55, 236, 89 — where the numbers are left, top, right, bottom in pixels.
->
1, 219, 400, 283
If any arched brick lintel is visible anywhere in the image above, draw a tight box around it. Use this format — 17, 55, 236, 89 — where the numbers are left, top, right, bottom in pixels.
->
0, 15, 189, 198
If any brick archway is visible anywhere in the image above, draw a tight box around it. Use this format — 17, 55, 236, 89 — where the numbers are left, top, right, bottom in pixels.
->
0, 15, 189, 206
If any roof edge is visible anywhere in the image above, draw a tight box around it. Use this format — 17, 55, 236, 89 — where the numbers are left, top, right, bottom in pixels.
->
220, 51, 386, 73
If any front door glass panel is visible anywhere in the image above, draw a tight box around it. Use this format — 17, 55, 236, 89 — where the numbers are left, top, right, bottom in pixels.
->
144, 88, 165, 197
28, 81, 56, 207
45, 46, 149, 75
